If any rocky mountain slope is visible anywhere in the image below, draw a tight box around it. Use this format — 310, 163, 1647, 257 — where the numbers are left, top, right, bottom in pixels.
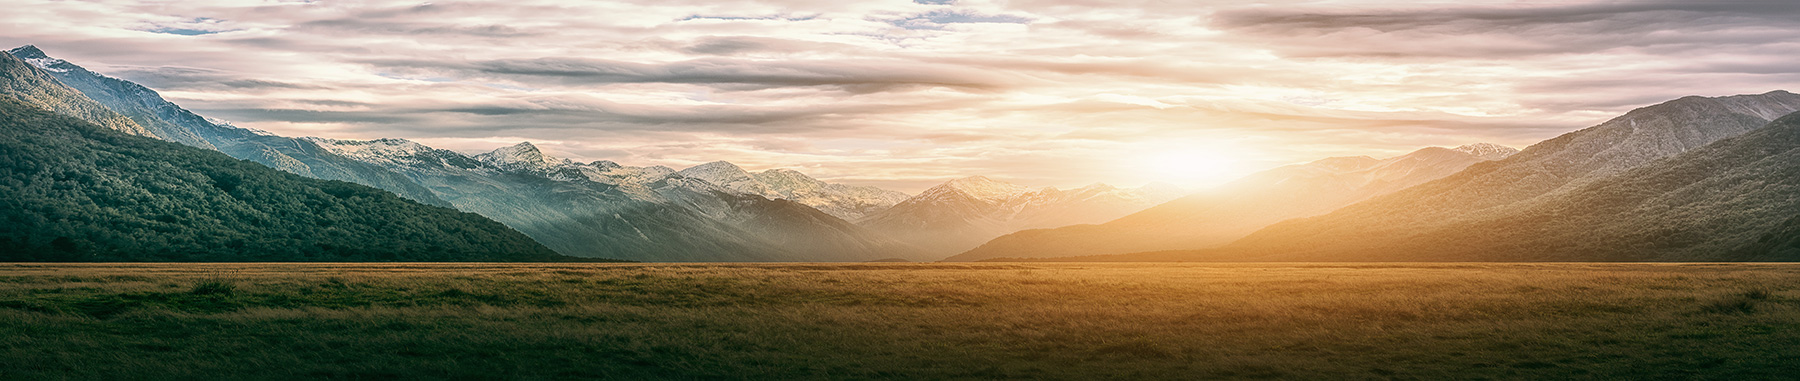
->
5, 46, 451, 207
0, 96, 570, 262
0, 50, 149, 137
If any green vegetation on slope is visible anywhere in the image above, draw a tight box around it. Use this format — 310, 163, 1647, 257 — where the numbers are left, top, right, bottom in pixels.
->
0, 263, 1796, 379
4, 46, 454, 207
0, 98, 579, 261
0, 51, 148, 137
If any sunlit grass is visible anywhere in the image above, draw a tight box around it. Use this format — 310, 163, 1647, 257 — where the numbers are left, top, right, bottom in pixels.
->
2, 263, 1797, 379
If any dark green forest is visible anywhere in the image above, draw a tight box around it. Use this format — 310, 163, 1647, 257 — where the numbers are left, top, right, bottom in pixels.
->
0, 98, 589, 262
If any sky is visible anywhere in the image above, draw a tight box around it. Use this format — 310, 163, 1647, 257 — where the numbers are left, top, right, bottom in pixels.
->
4, 0, 1799, 193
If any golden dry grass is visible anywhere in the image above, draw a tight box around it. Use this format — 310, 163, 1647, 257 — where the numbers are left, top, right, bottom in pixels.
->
2, 262, 1797, 379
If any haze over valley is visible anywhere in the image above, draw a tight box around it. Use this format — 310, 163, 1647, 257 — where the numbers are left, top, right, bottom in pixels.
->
5, 44, 1800, 262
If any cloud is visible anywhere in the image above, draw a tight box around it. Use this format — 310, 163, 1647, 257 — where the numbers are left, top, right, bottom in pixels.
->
106, 66, 333, 91
1210, 2, 1800, 58
295, 18, 539, 37
887, 9, 1033, 30
6, 0, 1798, 192
360, 56, 1025, 92
679, 14, 820, 22
143, 27, 230, 36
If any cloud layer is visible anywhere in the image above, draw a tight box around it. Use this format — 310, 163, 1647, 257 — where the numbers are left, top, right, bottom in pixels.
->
4, 0, 1797, 192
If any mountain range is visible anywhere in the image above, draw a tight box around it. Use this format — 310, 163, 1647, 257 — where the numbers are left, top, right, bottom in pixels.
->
1025, 91, 1800, 262
2, 45, 922, 262
857, 176, 1185, 257
0, 53, 568, 261
946, 143, 1518, 261
10, 43, 1799, 263
676, 161, 910, 221
7, 46, 453, 207
6, 45, 1215, 262
305, 137, 919, 261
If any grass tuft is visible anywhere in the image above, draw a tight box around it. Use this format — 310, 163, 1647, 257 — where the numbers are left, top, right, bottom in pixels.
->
189, 280, 236, 296
1700, 289, 1776, 315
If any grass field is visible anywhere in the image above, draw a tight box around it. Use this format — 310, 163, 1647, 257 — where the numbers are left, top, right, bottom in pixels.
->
2, 263, 1797, 380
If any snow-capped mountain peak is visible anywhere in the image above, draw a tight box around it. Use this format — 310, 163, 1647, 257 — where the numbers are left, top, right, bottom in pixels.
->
9, 45, 72, 73
590, 160, 624, 170
936, 176, 1031, 201
678, 161, 754, 181
677, 161, 772, 195
1453, 143, 1520, 160
305, 137, 430, 158
676, 162, 908, 220
7, 45, 46, 58
476, 142, 570, 172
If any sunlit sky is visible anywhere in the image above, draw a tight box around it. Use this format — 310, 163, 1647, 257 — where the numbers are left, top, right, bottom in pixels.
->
5, 0, 1799, 193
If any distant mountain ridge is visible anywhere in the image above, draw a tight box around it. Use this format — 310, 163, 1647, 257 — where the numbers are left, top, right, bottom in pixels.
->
306, 138, 922, 261
947, 143, 1517, 261
857, 176, 1185, 258
1020, 91, 1800, 262
676, 161, 909, 220
1222, 90, 1800, 259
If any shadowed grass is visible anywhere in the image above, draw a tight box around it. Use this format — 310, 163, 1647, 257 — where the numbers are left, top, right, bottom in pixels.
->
0, 263, 1796, 379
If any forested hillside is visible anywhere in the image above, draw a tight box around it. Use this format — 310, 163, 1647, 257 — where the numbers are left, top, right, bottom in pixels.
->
0, 98, 579, 262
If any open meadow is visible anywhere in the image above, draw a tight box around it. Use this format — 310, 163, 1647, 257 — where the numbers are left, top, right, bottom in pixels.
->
2, 262, 1797, 380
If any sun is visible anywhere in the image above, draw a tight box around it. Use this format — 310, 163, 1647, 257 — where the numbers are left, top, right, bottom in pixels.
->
1137, 149, 1242, 187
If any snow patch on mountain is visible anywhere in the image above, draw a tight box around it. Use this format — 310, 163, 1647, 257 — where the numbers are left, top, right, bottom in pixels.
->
7, 46, 68, 73
21, 57, 68, 72
306, 137, 432, 160
677, 161, 910, 220
1453, 143, 1520, 160
678, 161, 777, 196
929, 176, 1032, 202
476, 142, 572, 172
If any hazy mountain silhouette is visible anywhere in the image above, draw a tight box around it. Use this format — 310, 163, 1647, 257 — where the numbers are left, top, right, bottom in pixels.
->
310, 139, 920, 261
1343, 111, 1800, 261
947, 144, 1515, 261
1020, 92, 1800, 262
857, 176, 1183, 258
1221, 91, 1800, 259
